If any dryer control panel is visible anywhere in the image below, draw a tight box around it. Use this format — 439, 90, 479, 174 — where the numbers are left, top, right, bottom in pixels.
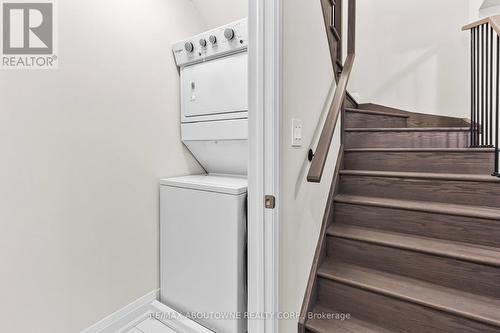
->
172, 18, 248, 67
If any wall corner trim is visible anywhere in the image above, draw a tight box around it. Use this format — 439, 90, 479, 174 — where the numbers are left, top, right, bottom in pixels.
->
81, 289, 159, 333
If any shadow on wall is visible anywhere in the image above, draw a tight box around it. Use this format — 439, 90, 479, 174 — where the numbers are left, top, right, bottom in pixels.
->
369, 46, 439, 109
349, 0, 470, 118
480, 0, 500, 17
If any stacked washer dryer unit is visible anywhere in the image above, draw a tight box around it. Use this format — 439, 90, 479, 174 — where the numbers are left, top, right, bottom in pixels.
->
160, 19, 248, 333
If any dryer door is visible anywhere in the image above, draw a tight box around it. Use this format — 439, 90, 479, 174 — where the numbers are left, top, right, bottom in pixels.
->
181, 51, 248, 119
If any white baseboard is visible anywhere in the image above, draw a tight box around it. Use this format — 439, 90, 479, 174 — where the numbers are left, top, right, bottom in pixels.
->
150, 301, 213, 333
81, 290, 214, 333
81, 289, 159, 333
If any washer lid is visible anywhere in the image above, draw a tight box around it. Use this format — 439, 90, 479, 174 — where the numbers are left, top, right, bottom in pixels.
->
160, 174, 248, 195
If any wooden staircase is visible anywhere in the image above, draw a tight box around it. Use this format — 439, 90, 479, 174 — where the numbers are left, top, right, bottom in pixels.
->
300, 106, 500, 333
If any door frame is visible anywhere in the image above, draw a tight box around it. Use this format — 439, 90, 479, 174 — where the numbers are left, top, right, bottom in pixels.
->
248, 0, 282, 331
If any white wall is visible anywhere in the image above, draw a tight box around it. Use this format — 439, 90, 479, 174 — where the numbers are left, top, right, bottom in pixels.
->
478, 0, 500, 17
0, 0, 206, 332
191, 0, 248, 29
349, 0, 472, 118
280, 0, 341, 331
471, 0, 484, 19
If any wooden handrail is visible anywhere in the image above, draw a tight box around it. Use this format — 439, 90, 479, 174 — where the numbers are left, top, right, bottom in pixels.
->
463, 15, 500, 36
307, 55, 354, 182
307, 0, 356, 183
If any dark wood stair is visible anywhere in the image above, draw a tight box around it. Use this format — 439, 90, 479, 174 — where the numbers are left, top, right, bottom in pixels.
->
318, 262, 500, 327
327, 225, 500, 272
339, 170, 500, 208
345, 127, 470, 148
306, 305, 394, 333
344, 148, 495, 174
334, 195, 500, 247
345, 108, 409, 128
300, 106, 500, 332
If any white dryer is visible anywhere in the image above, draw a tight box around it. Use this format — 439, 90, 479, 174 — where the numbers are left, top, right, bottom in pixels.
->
174, 18, 248, 176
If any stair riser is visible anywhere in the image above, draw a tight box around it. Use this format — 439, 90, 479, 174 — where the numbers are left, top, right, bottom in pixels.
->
345, 131, 470, 148
345, 112, 407, 128
340, 175, 500, 208
357, 104, 471, 127
344, 151, 494, 174
317, 279, 500, 333
334, 203, 500, 247
327, 237, 500, 298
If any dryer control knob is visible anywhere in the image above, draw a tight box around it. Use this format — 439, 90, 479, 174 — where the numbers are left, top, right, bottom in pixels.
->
209, 35, 217, 45
199, 38, 207, 47
224, 28, 235, 40
184, 42, 194, 53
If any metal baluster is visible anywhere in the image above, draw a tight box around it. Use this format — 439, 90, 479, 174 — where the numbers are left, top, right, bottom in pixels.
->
486, 26, 490, 146
495, 35, 500, 176
477, 28, 481, 146
471, 29, 476, 147
490, 27, 494, 146
482, 25, 485, 146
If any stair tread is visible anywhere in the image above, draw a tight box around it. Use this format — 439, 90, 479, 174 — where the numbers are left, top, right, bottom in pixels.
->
306, 305, 395, 333
334, 194, 500, 220
317, 262, 500, 327
345, 127, 470, 132
339, 170, 500, 183
345, 108, 410, 119
345, 147, 495, 152
327, 224, 500, 267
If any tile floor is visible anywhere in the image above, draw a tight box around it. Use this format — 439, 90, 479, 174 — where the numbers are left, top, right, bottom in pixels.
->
126, 317, 176, 333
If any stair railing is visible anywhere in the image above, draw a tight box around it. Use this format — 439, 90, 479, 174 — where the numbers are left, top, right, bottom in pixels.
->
463, 16, 500, 177
307, 0, 356, 183
298, 1, 356, 331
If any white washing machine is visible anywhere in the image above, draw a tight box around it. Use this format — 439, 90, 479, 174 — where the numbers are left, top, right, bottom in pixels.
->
160, 19, 248, 333
160, 175, 247, 333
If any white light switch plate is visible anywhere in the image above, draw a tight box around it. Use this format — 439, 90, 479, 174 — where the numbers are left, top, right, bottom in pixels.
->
292, 118, 303, 147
